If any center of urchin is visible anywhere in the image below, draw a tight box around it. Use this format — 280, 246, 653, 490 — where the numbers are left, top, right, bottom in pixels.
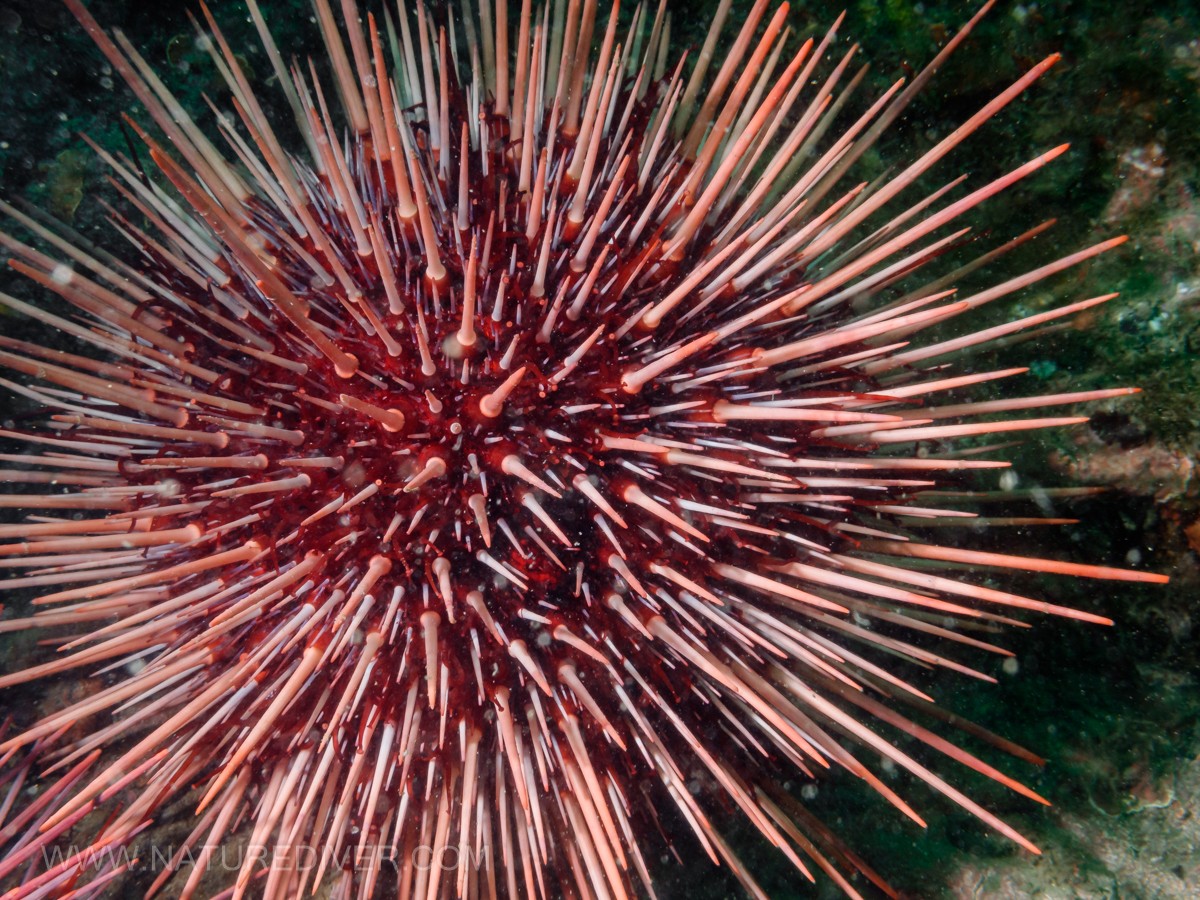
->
297, 339, 595, 598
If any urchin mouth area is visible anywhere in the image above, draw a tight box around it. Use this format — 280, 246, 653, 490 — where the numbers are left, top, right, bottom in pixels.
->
147, 342, 616, 619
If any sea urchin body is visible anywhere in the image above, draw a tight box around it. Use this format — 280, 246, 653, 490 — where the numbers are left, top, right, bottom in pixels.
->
0, 0, 1169, 898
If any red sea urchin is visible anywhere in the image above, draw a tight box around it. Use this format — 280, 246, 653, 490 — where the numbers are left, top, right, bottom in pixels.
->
0, 0, 1171, 897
